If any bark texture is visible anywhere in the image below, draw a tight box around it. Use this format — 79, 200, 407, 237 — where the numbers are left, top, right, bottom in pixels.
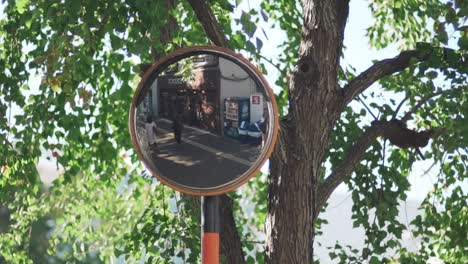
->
265, 1, 350, 263
219, 195, 245, 264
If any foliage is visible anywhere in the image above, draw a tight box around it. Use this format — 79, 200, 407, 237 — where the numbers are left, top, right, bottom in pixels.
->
260, 0, 302, 116
0, 0, 206, 262
0, 0, 467, 263
120, 183, 201, 263
326, 0, 468, 262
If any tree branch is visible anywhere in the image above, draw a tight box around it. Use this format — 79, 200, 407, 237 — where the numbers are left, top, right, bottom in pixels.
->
187, 0, 229, 47
392, 95, 410, 119
400, 89, 457, 122
258, 54, 283, 73
317, 86, 467, 212
316, 121, 387, 212
396, 86, 466, 122
357, 95, 378, 120
342, 45, 466, 105
342, 50, 423, 105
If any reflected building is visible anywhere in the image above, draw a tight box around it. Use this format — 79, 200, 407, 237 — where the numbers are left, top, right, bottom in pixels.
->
145, 55, 264, 138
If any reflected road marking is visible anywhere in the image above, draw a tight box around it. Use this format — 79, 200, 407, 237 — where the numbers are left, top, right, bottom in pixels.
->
156, 127, 252, 167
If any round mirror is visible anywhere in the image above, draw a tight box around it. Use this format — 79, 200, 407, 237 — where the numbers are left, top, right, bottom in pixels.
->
129, 46, 278, 195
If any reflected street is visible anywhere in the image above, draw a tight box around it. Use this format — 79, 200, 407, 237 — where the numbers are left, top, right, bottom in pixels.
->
136, 119, 261, 188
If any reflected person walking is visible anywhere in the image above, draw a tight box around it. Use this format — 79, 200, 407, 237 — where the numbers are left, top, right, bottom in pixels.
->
172, 114, 184, 144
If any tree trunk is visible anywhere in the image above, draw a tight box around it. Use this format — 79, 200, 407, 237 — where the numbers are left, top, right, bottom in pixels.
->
219, 195, 245, 264
265, 125, 318, 263
265, 1, 349, 263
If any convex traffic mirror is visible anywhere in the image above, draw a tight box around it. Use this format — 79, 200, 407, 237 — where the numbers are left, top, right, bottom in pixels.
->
129, 46, 278, 195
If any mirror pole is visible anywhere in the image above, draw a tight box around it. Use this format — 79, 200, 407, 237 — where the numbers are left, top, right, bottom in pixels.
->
201, 195, 220, 264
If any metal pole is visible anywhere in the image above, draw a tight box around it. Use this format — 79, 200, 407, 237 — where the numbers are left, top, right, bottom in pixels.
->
201, 196, 220, 264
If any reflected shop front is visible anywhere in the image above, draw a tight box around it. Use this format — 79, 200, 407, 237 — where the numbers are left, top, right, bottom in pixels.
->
129, 48, 277, 195
139, 54, 265, 135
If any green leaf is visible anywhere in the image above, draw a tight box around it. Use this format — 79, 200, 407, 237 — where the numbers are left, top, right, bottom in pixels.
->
425, 71, 438, 79
240, 11, 256, 38
15, 0, 29, 14
255, 37, 263, 51
260, 9, 269, 22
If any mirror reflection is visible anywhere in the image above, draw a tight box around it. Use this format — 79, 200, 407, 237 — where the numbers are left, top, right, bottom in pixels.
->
133, 53, 271, 189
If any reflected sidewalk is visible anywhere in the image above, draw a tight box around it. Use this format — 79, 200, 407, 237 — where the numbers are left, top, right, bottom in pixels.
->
155, 118, 261, 164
